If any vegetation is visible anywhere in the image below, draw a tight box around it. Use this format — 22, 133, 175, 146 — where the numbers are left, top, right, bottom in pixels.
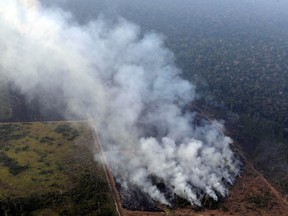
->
246, 192, 271, 208
119, 1, 288, 141
0, 151, 29, 175
175, 37, 288, 141
119, 3, 288, 194
54, 124, 80, 141
0, 2, 287, 213
0, 122, 117, 216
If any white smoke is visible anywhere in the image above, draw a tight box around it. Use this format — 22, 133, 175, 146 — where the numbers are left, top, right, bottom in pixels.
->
0, 0, 240, 206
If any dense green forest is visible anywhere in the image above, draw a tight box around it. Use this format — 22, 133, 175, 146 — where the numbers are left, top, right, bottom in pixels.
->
171, 34, 288, 140
108, 0, 288, 193
40, 0, 288, 142
114, 0, 288, 142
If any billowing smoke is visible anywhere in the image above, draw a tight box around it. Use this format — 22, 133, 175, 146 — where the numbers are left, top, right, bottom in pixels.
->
0, 0, 240, 206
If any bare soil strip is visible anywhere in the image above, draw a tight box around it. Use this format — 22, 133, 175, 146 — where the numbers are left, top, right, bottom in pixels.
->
4, 119, 286, 216
246, 160, 288, 209
88, 117, 124, 216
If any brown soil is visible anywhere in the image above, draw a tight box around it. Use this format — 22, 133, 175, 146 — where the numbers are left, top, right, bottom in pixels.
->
88, 115, 288, 216
119, 162, 288, 216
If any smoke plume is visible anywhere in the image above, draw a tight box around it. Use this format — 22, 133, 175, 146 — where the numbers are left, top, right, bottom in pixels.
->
0, 0, 240, 206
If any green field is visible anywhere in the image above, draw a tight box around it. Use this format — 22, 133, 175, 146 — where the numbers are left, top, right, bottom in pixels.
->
0, 122, 117, 216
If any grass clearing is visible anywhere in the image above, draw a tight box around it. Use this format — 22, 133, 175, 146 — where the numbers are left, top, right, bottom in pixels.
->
0, 121, 117, 215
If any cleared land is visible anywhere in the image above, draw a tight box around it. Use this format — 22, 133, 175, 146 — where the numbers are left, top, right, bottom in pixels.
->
0, 121, 288, 216
120, 162, 288, 216
0, 121, 117, 216
89, 117, 288, 216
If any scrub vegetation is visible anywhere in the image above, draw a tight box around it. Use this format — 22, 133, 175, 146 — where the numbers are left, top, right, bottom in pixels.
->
0, 122, 117, 216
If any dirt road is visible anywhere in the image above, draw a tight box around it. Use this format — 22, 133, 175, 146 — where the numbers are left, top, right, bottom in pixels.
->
246, 160, 288, 210
88, 117, 124, 216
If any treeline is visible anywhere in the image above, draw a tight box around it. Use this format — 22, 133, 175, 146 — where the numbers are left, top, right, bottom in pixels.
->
168, 33, 288, 142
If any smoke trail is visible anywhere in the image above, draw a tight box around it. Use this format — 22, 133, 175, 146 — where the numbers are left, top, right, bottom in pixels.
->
0, 0, 240, 206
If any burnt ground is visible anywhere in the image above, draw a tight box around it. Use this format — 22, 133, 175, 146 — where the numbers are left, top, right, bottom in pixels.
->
190, 100, 288, 195
2, 87, 288, 215
94, 105, 288, 215
118, 186, 163, 212
225, 117, 288, 197
115, 158, 288, 216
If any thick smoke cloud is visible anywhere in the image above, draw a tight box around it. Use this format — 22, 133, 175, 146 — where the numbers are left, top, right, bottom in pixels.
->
0, 0, 240, 205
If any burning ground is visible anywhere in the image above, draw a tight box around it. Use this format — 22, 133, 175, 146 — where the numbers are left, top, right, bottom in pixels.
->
0, 120, 287, 215
0, 0, 241, 207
